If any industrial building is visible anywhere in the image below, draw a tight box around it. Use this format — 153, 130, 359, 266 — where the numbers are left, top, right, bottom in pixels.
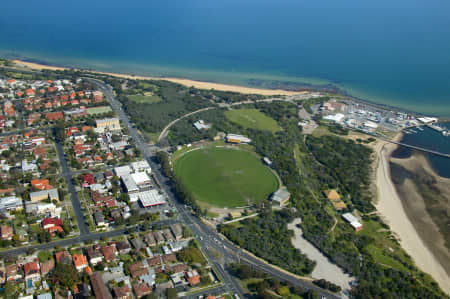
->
130, 190, 166, 208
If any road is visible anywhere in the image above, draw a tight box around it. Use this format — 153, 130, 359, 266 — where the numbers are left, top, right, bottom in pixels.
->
0, 218, 180, 257
53, 129, 90, 236
157, 107, 216, 142
87, 78, 247, 298
88, 78, 340, 299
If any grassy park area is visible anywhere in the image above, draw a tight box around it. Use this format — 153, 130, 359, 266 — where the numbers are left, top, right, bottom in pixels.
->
174, 146, 278, 208
225, 108, 280, 132
128, 93, 162, 103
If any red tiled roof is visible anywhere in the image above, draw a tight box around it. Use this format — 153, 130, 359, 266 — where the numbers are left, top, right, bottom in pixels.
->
45, 111, 64, 121
73, 254, 88, 268
24, 261, 39, 276
42, 218, 63, 228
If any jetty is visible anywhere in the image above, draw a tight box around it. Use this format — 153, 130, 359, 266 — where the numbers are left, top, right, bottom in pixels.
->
427, 124, 449, 136
381, 138, 450, 158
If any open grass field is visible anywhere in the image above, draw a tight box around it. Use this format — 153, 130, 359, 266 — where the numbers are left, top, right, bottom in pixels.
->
174, 147, 279, 208
358, 219, 412, 272
225, 108, 280, 132
128, 94, 162, 103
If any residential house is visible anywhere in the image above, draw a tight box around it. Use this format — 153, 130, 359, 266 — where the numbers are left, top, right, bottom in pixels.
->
0, 264, 5, 284
143, 232, 156, 247
185, 270, 201, 286
1, 225, 13, 240
162, 229, 174, 243
41, 218, 63, 235
37, 293, 52, 299
130, 238, 145, 252
55, 251, 72, 264
113, 285, 132, 299
73, 283, 90, 299
101, 245, 117, 262
86, 245, 104, 265
89, 272, 112, 299
31, 179, 53, 190
40, 259, 55, 277
24, 260, 40, 283
128, 262, 148, 278
154, 231, 165, 244
170, 224, 183, 240
132, 282, 152, 298
147, 256, 162, 267
45, 111, 64, 121
0, 196, 23, 212
6, 264, 22, 281
73, 254, 88, 272
168, 263, 188, 274
163, 254, 177, 264
29, 189, 59, 202
94, 211, 107, 227
116, 241, 131, 255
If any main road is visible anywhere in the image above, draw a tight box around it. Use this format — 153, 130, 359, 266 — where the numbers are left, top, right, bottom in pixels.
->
87, 78, 340, 299
53, 129, 90, 236
0, 218, 180, 257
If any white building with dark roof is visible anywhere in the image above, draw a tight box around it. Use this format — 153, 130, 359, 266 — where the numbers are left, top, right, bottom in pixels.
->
0, 196, 23, 211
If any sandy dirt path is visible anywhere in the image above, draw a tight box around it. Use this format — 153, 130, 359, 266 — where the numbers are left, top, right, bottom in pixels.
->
287, 218, 353, 295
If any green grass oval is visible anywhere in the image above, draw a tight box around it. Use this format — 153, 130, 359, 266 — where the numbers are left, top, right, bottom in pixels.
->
174, 147, 279, 208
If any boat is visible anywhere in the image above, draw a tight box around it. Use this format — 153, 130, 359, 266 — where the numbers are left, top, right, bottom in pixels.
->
417, 126, 424, 131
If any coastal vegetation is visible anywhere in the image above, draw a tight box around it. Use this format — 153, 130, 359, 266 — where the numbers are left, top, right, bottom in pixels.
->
220, 208, 316, 275
228, 262, 322, 298
127, 93, 161, 104
161, 100, 446, 297
115, 80, 211, 140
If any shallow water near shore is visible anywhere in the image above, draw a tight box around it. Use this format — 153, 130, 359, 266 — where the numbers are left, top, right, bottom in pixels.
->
392, 123, 450, 178
1, 0, 450, 116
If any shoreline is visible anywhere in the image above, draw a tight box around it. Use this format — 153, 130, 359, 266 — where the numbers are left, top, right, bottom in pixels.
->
11, 60, 306, 96
374, 136, 450, 294
8, 59, 442, 117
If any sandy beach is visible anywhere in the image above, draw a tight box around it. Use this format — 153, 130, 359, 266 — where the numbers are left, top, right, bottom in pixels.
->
11, 60, 306, 96
375, 138, 450, 294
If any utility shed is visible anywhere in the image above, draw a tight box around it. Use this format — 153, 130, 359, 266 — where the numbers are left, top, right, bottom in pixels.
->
342, 213, 363, 232
271, 189, 290, 207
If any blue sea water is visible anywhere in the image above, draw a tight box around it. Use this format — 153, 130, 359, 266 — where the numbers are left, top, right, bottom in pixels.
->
1, 0, 450, 115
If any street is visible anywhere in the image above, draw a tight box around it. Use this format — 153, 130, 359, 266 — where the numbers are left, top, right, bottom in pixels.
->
87, 78, 340, 299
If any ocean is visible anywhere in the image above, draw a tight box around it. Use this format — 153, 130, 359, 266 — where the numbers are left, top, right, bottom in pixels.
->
392, 123, 450, 178
1, 0, 450, 116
